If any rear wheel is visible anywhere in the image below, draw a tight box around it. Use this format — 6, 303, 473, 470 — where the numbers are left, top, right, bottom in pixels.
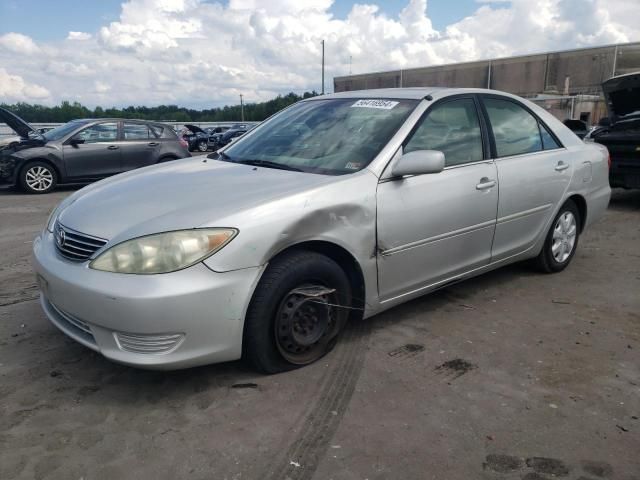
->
243, 250, 352, 374
20, 161, 57, 194
534, 199, 580, 273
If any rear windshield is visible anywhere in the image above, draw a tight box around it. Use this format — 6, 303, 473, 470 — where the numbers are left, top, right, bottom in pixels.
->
222, 98, 418, 175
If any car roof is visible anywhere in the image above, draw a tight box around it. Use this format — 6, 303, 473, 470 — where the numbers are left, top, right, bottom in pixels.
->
307, 87, 531, 102
72, 118, 169, 126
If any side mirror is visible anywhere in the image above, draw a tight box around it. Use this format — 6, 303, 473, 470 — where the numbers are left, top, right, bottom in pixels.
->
69, 137, 85, 146
391, 150, 445, 178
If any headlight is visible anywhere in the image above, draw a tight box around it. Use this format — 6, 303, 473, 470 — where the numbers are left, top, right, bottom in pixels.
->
46, 205, 62, 232
89, 228, 237, 274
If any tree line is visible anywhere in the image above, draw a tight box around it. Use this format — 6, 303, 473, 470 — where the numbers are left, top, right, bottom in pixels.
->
1, 91, 319, 123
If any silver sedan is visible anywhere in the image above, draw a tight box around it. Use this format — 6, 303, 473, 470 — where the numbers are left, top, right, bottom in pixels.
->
32, 88, 611, 372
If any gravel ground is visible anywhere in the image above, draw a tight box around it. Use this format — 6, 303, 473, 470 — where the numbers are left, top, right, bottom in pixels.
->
0, 186, 638, 480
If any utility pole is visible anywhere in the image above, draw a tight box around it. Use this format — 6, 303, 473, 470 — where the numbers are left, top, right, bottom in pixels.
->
349, 55, 352, 75
321, 40, 325, 95
239, 94, 244, 122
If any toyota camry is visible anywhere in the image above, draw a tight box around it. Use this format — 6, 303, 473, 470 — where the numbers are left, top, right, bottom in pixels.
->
33, 88, 611, 373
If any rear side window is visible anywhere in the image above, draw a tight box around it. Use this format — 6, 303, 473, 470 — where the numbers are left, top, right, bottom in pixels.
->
484, 98, 543, 157
124, 123, 153, 140
149, 125, 164, 137
405, 98, 483, 167
540, 124, 561, 150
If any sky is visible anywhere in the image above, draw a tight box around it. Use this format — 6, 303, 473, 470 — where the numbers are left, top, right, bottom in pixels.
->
0, 0, 638, 109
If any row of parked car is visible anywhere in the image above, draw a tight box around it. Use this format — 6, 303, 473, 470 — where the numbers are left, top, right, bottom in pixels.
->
177, 123, 255, 152
0, 109, 257, 193
1, 71, 638, 195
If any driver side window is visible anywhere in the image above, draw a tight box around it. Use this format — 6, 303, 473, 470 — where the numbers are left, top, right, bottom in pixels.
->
404, 98, 483, 167
74, 123, 118, 144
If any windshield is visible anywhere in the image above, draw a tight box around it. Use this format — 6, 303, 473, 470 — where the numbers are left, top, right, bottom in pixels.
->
43, 120, 91, 141
221, 98, 418, 175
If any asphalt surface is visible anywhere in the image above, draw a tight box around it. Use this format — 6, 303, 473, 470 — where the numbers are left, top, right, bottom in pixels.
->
1, 186, 639, 480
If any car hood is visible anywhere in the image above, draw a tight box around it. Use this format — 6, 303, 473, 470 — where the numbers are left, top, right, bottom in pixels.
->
183, 124, 206, 134
602, 72, 640, 120
0, 107, 35, 138
57, 157, 335, 243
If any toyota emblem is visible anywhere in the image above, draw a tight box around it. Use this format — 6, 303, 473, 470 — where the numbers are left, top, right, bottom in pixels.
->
57, 229, 66, 248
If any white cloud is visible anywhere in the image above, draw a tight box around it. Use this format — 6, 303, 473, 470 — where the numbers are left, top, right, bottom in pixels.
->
67, 31, 92, 41
0, 32, 40, 54
94, 80, 111, 93
0, 0, 638, 108
0, 68, 50, 102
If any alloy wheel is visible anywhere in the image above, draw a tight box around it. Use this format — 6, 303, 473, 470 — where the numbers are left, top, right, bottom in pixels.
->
25, 166, 53, 192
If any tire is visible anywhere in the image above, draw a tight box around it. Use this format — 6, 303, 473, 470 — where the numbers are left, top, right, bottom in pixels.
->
197, 140, 208, 152
243, 250, 352, 374
534, 199, 581, 273
19, 161, 57, 194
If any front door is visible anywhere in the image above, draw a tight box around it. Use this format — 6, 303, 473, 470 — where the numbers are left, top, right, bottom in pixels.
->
377, 97, 499, 301
480, 96, 572, 261
63, 122, 122, 179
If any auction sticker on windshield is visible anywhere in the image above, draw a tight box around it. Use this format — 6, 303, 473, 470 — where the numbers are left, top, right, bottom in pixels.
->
351, 99, 399, 109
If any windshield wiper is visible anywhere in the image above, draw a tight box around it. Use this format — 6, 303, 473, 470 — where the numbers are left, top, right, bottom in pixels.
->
235, 159, 302, 172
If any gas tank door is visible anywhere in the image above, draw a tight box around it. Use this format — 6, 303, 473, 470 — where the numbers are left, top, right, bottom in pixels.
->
581, 160, 593, 183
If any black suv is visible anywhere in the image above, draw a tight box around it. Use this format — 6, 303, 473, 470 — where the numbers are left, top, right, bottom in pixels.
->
0, 108, 191, 193
589, 72, 640, 189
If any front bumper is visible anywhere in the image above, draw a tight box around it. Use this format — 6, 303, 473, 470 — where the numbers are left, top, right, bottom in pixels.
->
32, 230, 263, 369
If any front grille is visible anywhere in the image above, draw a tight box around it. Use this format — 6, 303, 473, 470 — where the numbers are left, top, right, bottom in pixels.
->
114, 332, 185, 355
54, 222, 107, 261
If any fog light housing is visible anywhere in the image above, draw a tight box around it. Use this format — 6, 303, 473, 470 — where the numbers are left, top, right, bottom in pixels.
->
113, 331, 185, 355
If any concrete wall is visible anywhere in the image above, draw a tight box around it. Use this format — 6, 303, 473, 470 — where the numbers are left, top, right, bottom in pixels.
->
334, 42, 640, 99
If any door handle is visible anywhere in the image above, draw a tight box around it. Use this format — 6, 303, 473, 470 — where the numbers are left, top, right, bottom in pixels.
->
148, 142, 159, 147
555, 161, 569, 171
476, 178, 496, 190
107, 145, 119, 150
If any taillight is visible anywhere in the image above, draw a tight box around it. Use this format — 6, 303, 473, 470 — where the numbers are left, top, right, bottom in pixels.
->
607, 153, 611, 169
179, 138, 188, 148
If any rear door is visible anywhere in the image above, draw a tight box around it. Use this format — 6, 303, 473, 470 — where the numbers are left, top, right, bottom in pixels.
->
480, 95, 571, 261
120, 122, 162, 171
376, 96, 498, 300
62, 122, 122, 179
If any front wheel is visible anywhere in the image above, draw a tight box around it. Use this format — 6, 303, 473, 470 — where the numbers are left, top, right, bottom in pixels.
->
243, 250, 352, 374
20, 161, 57, 194
197, 140, 208, 152
534, 199, 580, 273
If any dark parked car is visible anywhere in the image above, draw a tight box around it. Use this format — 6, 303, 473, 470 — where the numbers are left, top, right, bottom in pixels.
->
563, 119, 588, 139
180, 125, 236, 152
216, 124, 254, 148
180, 124, 211, 152
0, 109, 190, 193
589, 72, 640, 189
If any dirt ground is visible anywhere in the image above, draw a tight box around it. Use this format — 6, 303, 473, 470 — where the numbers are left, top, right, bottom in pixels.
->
0, 186, 638, 480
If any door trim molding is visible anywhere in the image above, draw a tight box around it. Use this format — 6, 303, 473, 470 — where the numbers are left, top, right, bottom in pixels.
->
497, 203, 552, 224
379, 219, 496, 257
